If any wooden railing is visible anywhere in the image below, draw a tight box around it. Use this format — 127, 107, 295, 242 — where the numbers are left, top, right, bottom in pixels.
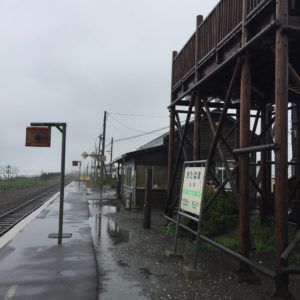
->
172, 33, 196, 87
247, 0, 266, 13
172, 0, 273, 88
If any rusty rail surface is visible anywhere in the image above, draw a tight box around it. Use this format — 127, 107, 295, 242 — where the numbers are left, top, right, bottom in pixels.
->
172, 0, 273, 87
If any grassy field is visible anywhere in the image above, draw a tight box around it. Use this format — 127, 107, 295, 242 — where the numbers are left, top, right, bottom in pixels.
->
0, 173, 60, 192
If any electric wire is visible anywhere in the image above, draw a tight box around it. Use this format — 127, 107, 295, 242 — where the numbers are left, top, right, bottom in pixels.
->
108, 114, 149, 134
114, 125, 169, 142
109, 112, 166, 118
108, 121, 140, 146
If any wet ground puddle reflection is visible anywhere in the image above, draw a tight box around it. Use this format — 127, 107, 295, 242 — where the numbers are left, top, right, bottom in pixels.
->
88, 200, 146, 300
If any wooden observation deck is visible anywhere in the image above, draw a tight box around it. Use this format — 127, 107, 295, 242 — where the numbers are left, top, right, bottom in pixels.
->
166, 0, 300, 298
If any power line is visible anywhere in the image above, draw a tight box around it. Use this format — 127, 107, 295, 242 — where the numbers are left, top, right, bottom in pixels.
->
108, 122, 140, 146
109, 112, 166, 118
114, 125, 169, 142
108, 114, 149, 134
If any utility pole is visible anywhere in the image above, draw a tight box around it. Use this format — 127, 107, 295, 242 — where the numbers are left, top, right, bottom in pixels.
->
100, 111, 107, 195
110, 137, 113, 176
98, 134, 102, 182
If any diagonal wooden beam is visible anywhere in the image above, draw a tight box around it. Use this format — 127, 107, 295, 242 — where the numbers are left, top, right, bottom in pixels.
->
224, 122, 238, 141
174, 112, 188, 161
165, 99, 194, 214
203, 165, 239, 213
206, 58, 243, 168
175, 112, 193, 148
204, 101, 239, 196
250, 107, 261, 145
201, 107, 238, 161
289, 63, 300, 88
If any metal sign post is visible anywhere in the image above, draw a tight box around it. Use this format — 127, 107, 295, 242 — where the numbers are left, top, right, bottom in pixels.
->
26, 122, 72, 245
173, 160, 208, 270
72, 160, 82, 188
81, 152, 106, 202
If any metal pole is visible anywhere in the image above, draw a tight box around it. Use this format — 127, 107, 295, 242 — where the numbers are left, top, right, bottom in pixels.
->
78, 161, 81, 189
58, 124, 66, 245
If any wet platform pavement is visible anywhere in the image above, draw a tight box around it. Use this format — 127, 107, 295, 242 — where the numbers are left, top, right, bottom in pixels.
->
0, 181, 146, 300
0, 182, 97, 299
87, 193, 146, 300
1, 182, 299, 299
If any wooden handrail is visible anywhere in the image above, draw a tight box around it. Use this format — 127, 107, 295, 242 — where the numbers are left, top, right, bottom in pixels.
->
171, 0, 273, 88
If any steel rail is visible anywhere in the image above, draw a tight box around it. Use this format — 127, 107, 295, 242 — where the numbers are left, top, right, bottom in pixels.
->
0, 186, 58, 236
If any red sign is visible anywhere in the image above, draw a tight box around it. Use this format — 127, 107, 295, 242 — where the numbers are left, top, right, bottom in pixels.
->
26, 127, 51, 147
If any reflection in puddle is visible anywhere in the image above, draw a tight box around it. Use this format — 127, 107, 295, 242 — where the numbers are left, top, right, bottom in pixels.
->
107, 218, 130, 244
88, 200, 146, 300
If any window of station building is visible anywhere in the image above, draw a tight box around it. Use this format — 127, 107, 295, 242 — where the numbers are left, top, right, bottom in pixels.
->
136, 166, 147, 188
135, 165, 167, 189
123, 166, 134, 187
152, 166, 167, 189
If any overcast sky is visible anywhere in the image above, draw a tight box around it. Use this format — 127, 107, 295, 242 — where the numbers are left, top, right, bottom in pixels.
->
0, 0, 218, 175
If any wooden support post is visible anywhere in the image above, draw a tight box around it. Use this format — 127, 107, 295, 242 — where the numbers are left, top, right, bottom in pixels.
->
239, 55, 251, 271
166, 50, 178, 216
266, 105, 272, 210
143, 168, 152, 229
193, 15, 203, 162
193, 92, 201, 161
296, 103, 300, 228
274, 0, 289, 296
260, 105, 268, 224
235, 106, 240, 192
165, 101, 194, 214
167, 106, 175, 215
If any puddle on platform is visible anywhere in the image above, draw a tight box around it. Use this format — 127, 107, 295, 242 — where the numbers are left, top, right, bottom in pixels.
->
107, 218, 130, 244
88, 201, 146, 300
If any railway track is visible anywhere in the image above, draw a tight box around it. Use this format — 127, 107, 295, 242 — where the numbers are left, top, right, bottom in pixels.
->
0, 187, 58, 236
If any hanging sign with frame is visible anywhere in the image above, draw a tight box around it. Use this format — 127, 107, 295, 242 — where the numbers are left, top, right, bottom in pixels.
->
25, 126, 51, 147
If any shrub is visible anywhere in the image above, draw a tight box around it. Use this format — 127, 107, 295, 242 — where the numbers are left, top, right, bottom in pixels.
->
201, 191, 238, 237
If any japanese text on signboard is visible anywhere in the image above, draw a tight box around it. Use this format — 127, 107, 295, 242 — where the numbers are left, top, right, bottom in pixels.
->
180, 166, 206, 216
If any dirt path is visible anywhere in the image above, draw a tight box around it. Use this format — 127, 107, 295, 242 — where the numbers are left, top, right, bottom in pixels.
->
105, 208, 300, 299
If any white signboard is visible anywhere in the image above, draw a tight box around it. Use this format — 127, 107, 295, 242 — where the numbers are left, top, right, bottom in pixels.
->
180, 166, 206, 216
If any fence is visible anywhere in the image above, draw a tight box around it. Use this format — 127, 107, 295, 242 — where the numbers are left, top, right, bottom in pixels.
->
0, 166, 60, 193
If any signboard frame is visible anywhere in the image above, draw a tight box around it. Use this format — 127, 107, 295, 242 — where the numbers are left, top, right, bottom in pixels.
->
25, 126, 51, 147
173, 160, 208, 270
25, 122, 71, 245
180, 165, 206, 216
72, 160, 79, 166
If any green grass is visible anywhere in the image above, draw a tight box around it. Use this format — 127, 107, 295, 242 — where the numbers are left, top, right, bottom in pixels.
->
200, 215, 300, 263
162, 190, 300, 263
0, 175, 60, 191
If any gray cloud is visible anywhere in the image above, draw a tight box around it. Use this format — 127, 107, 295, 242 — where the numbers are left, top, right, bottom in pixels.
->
0, 0, 218, 174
